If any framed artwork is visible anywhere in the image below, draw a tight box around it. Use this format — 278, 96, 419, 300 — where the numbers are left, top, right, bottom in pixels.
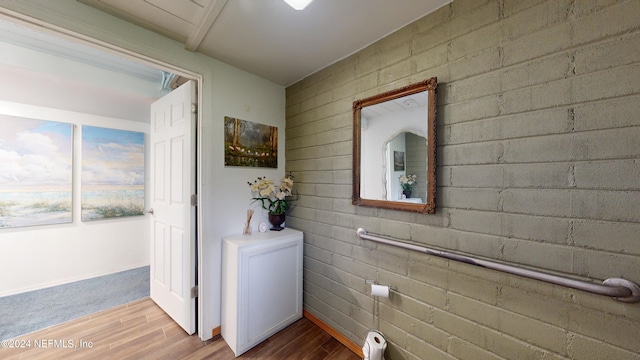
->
0, 115, 73, 228
224, 116, 277, 168
394, 151, 405, 171
81, 126, 145, 221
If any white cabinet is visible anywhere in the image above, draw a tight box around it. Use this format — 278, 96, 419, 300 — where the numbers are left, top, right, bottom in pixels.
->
221, 228, 303, 356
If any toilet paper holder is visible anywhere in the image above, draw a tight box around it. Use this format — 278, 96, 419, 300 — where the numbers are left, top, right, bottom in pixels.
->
365, 280, 394, 297
365, 279, 390, 287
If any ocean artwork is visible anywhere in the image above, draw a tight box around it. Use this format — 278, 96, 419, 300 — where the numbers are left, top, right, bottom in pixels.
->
224, 116, 278, 168
0, 115, 73, 228
81, 126, 145, 221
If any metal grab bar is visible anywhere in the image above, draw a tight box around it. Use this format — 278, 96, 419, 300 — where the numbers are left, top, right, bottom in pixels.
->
356, 228, 640, 303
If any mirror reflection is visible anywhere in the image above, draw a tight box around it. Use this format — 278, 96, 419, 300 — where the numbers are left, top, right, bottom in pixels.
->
360, 92, 428, 203
352, 78, 436, 214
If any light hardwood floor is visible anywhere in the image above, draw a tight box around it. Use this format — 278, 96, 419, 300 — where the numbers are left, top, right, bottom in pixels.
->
1, 298, 360, 360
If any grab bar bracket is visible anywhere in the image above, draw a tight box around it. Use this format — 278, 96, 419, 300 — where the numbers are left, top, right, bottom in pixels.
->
603, 278, 640, 303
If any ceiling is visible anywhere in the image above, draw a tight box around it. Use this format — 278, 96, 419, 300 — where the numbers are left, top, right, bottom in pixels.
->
361, 92, 427, 120
77, 0, 452, 86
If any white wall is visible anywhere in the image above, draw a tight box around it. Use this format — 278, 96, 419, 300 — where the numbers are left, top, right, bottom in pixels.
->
0, 100, 150, 296
212, 65, 287, 230
198, 45, 286, 341
0, 0, 286, 340
0, 41, 164, 122
0, 34, 162, 296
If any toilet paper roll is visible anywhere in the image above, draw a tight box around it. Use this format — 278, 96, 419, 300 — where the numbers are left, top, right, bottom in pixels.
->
370, 284, 390, 298
362, 330, 387, 360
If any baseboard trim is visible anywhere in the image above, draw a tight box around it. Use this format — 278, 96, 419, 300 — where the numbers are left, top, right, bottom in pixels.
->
211, 326, 221, 338
303, 309, 363, 358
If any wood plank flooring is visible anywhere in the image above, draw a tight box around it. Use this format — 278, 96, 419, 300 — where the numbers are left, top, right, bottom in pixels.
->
1, 298, 360, 360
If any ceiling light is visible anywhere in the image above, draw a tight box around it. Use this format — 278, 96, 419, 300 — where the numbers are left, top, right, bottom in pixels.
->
284, 0, 314, 10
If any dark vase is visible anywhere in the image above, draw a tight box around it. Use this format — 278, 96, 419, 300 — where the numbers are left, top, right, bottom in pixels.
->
268, 213, 286, 231
402, 190, 412, 198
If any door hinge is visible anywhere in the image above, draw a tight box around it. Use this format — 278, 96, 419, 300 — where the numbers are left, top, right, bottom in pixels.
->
191, 194, 198, 206
191, 286, 198, 298
191, 103, 197, 114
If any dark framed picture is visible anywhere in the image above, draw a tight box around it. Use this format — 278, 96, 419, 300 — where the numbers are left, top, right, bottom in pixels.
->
224, 116, 278, 168
394, 151, 405, 171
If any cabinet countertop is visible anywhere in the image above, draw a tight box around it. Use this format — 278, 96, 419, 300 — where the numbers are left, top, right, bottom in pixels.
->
223, 227, 302, 246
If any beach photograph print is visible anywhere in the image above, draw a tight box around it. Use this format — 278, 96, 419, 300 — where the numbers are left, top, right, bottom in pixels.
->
224, 116, 277, 168
0, 115, 73, 228
81, 126, 145, 221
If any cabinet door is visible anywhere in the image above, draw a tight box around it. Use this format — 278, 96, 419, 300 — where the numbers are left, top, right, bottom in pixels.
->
240, 238, 302, 350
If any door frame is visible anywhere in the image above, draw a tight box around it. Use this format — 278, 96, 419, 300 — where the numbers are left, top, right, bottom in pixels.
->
0, 11, 206, 339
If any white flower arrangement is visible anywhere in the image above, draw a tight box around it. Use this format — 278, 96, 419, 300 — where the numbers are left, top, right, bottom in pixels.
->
248, 174, 294, 214
399, 174, 418, 191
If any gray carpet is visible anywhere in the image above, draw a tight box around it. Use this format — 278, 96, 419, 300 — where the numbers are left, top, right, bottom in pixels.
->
0, 266, 150, 341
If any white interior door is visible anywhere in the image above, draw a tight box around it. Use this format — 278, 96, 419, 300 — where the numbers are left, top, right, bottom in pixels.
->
149, 80, 196, 334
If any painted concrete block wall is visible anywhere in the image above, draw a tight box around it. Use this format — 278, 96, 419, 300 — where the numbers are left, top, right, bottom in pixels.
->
286, 1, 640, 359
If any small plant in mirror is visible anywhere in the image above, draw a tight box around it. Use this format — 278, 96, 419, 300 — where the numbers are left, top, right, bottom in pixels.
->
248, 173, 295, 215
399, 174, 417, 198
399, 174, 417, 191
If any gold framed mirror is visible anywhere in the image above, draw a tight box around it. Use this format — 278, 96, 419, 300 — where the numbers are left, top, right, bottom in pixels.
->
352, 77, 437, 214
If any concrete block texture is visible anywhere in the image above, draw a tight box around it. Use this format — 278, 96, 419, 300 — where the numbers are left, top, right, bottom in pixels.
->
286, 1, 640, 359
